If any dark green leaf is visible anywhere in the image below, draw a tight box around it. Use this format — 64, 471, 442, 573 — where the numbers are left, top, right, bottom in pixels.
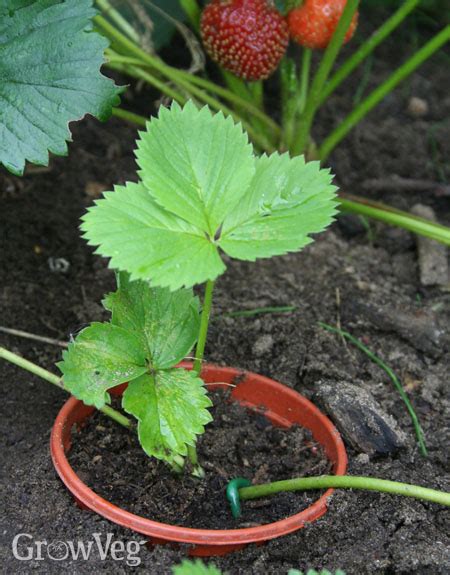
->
0, 0, 121, 175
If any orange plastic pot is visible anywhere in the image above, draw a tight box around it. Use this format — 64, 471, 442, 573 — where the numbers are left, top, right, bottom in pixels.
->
50, 363, 347, 557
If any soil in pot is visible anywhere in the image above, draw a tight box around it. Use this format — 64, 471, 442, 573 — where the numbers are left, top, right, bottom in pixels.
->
68, 389, 332, 529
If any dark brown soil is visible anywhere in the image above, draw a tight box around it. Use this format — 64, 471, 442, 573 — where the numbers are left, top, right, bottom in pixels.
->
69, 391, 330, 529
1, 11, 449, 574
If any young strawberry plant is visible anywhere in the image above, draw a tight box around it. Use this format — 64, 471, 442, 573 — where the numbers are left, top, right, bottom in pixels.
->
58, 100, 338, 473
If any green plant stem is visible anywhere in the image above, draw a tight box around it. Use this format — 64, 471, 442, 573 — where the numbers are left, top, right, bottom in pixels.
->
299, 48, 311, 114
112, 106, 147, 127
319, 323, 427, 456
338, 193, 450, 246
106, 58, 187, 104
193, 280, 215, 376
95, 0, 141, 43
179, 0, 201, 30
319, 25, 450, 161
279, 58, 299, 151
320, 0, 420, 105
0, 346, 131, 428
239, 475, 450, 507
293, 0, 360, 155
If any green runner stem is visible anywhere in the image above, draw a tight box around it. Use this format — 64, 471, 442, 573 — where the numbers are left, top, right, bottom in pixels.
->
0, 346, 131, 428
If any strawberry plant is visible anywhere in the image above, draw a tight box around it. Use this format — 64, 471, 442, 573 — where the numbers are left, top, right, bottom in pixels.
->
58, 101, 337, 472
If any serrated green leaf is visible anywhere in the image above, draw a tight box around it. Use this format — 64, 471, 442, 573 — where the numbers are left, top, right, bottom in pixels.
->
58, 323, 147, 409
122, 369, 212, 462
219, 155, 338, 260
82, 103, 337, 289
172, 559, 222, 575
103, 278, 200, 369
81, 181, 226, 290
0, 0, 121, 175
135, 101, 255, 236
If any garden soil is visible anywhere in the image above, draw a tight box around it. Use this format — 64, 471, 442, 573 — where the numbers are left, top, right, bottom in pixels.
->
1, 32, 449, 575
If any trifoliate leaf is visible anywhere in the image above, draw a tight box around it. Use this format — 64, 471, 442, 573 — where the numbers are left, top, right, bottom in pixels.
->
135, 101, 255, 236
0, 0, 121, 175
122, 369, 212, 462
81, 181, 226, 290
172, 559, 222, 575
82, 103, 337, 289
103, 278, 200, 369
58, 323, 148, 409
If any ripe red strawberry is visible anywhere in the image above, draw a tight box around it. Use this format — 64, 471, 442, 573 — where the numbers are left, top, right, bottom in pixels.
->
288, 0, 358, 50
200, 0, 289, 81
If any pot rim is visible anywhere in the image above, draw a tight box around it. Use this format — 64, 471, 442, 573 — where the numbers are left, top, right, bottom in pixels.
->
50, 363, 347, 546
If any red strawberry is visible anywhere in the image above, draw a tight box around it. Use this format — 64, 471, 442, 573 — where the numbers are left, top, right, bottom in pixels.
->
288, 0, 358, 50
200, 0, 289, 81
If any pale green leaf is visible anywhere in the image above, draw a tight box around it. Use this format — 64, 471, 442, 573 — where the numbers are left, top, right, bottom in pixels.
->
104, 278, 200, 369
173, 559, 222, 575
81, 181, 226, 290
122, 369, 212, 462
0, 0, 121, 175
82, 104, 337, 289
219, 155, 338, 260
135, 101, 255, 236
58, 323, 147, 409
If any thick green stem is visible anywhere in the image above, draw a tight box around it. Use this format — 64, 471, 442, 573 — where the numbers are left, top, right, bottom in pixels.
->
319, 26, 450, 161
293, 0, 360, 155
319, 0, 420, 105
193, 280, 215, 376
239, 475, 450, 507
299, 48, 311, 114
179, 0, 201, 30
96, 0, 140, 43
0, 346, 131, 429
338, 194, 450, 246
112, 107, 147, 127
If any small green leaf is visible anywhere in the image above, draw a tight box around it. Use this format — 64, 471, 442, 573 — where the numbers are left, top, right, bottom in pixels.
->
58, 323, 147, 409
81, 181, 226, 289
172, 559, 222, 575
104, 279, 200, 369
0, 0, 121, 175
122, 369, 212, 462
219, 155, 338, 260
135, 101, 255, 236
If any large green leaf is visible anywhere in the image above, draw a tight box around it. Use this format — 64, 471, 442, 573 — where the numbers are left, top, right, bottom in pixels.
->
0, 0, 121, 175
82, 181, 226, 289
122, 369, 212, 462
104, 277, 200, 369
82, 102, 337, 289
58, 323, 147, 409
